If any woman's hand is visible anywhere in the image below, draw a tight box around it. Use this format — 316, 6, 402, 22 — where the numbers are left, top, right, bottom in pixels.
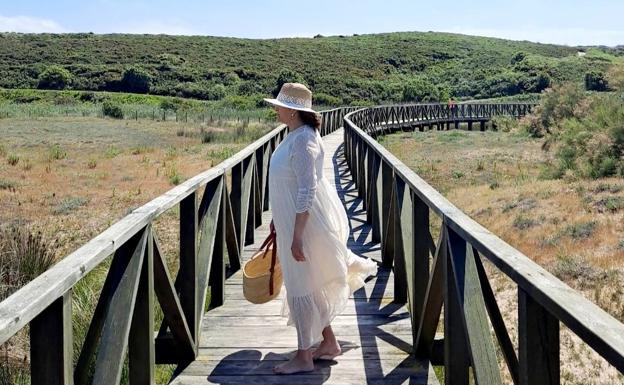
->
291, 236, 306, 262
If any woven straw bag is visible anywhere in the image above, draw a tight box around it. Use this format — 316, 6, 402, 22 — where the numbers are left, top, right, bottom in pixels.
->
243, 229, 282, 304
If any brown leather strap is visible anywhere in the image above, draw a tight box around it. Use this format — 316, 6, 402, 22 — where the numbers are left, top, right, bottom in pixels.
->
268, 230, 277, 295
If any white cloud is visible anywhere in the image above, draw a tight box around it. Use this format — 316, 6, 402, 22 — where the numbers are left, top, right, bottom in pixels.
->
0, 14, 69, 33
443, 26, 624, 47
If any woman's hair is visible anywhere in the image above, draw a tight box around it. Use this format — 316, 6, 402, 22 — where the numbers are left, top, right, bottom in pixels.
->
298, 110, 322, 130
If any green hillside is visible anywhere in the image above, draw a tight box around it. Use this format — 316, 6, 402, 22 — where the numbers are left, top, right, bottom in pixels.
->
0, 31, 620, 104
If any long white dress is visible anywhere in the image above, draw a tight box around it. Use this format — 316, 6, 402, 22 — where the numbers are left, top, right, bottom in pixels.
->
267, 123, 378, 350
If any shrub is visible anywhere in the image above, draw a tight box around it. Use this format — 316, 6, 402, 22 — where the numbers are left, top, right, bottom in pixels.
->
273, 69, 305, 97
167, 165, 182, 185
0, 225, 56, 301
102, 101, 123, 119
49, 144, 67, 160
37, 65, 72, 90
585, 71, 609, 91
314, 92, 342, 106
120, 66, 151, 93
606, 62, 624, 91
87, 159, 97, 169
6, 154, 19, 166
53, 197, 88, 215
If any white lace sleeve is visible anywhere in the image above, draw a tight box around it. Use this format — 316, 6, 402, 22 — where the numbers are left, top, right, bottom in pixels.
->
289, 130, 320, 213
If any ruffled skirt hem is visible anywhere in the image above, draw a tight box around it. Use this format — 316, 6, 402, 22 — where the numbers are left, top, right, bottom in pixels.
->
280, 253, 378, 350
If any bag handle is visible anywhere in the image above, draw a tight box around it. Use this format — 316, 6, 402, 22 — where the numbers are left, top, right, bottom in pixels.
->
253, 227, 278, 296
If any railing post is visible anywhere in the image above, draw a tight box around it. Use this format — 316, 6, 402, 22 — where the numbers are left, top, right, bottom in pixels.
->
518, 289, 560, 385
180, 192, 199, 350
30, 290, 73, 385
380, 160, 394, 267
129, 226, 155, 384
444, 226, 470, 385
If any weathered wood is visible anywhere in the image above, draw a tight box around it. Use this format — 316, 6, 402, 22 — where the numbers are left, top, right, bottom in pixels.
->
447, 228, 502, 385
197, 177, 224, 317
179, 192, 199, 348
518, 289, 559, 385
343, 108, 624, 372
380, 160, 394, 267
30, 291, 73, 385
129, 227, 155, 385
474, 249, 518, 384
392, 177, 409, 304
415, 229, 446, 358
208, 179, 226, 309
92, 229, 148, 385
153, 232, 196, 361
224, 183, 241, 271
413, 194, 430, 327
444, 229, 469, 385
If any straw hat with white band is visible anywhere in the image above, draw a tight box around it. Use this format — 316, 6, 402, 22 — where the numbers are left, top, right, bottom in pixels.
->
263, 82, 317, 113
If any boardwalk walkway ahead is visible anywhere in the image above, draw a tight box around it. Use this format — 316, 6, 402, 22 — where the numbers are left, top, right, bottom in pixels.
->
172, 128, 439, 384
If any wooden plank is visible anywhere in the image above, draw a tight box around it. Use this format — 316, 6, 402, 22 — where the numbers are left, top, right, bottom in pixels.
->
415, 229, 446, 358
518, 289, 559, 385
30, 291, 73, 385
153, 232, 195, 361
129, 227, 155, 384
448, 229, 502, 385
208, 180, 226, 309
92, 229, 148, 385
474, 250, 518, 384
444, 229, 469, 385
197, 177, 223, 316
413, 194, 430, 330
224, 183, 241, 271
380, 160, 394, 267
392, 177, 408, 304
179, 192, 199, 348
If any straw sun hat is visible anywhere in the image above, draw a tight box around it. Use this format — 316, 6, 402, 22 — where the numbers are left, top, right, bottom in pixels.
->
263, 82, 316, 113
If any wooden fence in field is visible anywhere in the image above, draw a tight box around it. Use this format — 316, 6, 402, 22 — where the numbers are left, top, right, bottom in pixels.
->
1, 101, 622, 385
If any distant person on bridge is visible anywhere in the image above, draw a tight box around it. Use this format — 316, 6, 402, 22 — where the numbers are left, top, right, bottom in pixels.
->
264, 83, 378, 374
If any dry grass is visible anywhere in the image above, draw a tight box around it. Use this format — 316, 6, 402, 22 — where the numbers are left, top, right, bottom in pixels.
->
0, 115, 275, 384
383, 129, 624, 384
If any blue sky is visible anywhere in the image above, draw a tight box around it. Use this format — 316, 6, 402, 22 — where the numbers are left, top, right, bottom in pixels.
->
1, 0, 623, 46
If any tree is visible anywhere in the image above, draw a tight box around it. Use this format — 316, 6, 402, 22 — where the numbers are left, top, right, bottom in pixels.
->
273, 70, 305, 97
120, 66, 151, 93
37, 66, 72, 90
402, 78, 448, 102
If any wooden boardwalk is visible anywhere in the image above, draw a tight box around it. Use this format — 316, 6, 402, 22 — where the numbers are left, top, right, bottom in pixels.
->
172, 128, 439, 384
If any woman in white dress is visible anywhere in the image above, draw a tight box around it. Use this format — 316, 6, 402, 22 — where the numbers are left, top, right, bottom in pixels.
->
264, 83, 378, 374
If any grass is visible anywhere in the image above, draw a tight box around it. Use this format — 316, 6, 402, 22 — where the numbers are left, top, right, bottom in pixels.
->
381, 126, 624, 384
53, 196, 89, 215
0, 111, 276, 384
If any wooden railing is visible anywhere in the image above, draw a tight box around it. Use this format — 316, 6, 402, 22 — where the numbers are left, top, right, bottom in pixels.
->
343, 104, 624, 385
0, 106, 357, 384
351, 102, 535, 136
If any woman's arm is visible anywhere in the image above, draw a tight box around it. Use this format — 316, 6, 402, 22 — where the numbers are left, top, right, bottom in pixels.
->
291, 212, 310, 261
290, 131, 320, 262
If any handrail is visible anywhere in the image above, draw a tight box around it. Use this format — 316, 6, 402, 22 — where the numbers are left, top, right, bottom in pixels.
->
342, 103, 624, 384
0, 105, 356, 383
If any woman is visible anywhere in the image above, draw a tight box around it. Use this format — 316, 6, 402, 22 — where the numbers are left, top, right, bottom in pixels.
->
264, 82, 378, 374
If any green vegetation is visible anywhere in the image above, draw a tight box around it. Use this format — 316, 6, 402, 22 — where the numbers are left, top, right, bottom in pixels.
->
517, 64, 624, 179
0, 32, 621, 105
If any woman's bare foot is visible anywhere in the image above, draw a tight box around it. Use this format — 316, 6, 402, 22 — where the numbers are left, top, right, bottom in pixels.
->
312, 340, 342, 360
273, 352, 314, 374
